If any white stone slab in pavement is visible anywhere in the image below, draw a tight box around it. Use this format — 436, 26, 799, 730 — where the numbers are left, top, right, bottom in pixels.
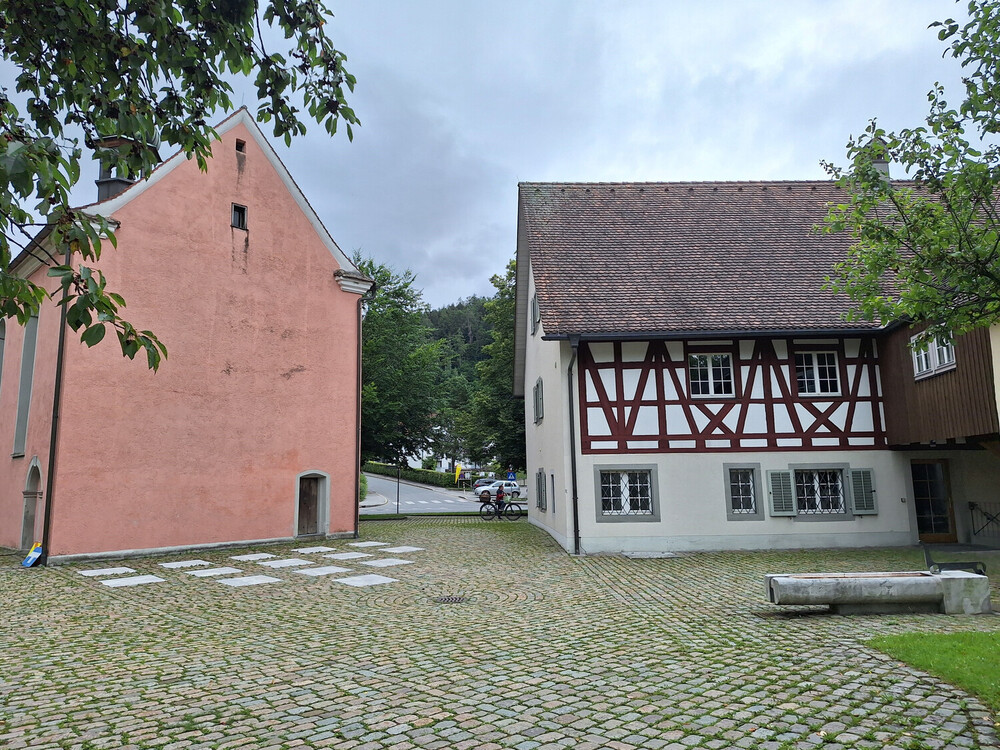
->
159, 560, 211, 569
348, 541, 388, 548
101, 575, 165, 587
186, 567, 242, 577
324, 552, 372, 560
230, 553, 276, 561
79, 567, 135, 577
258, 558, 314, 569
218, 575, 282, 587
335, 574, 397, 587
294, 565, 352, 577
291, 546, 337, 554
360, 558, 414, 568
378, 546, 424, 554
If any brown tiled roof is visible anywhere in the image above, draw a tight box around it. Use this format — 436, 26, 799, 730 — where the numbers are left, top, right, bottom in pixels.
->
519, 181, 889, 337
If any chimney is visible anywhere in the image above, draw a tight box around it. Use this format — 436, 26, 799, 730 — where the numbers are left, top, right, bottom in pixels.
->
871, 137, 891, 180
94, 133, 161, 202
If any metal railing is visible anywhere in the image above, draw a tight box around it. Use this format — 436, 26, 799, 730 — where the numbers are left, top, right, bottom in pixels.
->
970, 501, 1000, 539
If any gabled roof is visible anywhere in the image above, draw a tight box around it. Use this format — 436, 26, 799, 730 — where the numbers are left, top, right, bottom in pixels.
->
513, 179, 895, 396
15, 108, 370, 288
518, 180, 885, 339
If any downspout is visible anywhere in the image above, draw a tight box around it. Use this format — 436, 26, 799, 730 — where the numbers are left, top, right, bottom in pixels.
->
39, 246, 72, 566
353, 283, 377, 539
567, 336, 581, 556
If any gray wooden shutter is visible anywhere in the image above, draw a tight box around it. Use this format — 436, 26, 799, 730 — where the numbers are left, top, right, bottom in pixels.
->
536, 469, 547, 511
850, 468, 877, 515
767, 470, 796, 516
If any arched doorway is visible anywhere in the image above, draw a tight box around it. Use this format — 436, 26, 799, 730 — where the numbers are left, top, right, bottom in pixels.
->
295, 471, 329, 537
21, 460, 42, 550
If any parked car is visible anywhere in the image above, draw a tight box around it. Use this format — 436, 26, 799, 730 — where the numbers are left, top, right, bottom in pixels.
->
472, 477, 496, 491
478, 480, 522, 502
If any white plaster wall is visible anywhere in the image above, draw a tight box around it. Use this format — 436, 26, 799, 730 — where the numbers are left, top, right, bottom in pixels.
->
574, 449, 916, 553
523, 263, 575, 549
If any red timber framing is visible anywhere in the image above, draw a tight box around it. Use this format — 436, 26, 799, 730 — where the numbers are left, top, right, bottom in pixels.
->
578, 338, 886, 454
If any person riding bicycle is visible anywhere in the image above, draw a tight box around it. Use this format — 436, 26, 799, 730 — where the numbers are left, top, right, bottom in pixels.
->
495, 484, 507, 513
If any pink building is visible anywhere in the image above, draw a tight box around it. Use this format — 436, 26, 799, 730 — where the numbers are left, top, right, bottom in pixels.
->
0, 109, 372, 561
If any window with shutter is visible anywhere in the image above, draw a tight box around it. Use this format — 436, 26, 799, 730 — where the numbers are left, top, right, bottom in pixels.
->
767, 470, 795, 516
535, 469, 547, 511
850, 469, 877, 515
533, 377, 544, 423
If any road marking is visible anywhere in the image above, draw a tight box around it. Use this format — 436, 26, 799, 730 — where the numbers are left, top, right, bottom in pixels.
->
324, 552, 372, 560
360, 558, 414, 568
79, 567, 135, 577
101, 575, 165, 587
295, 565, 353, 577
218, 575, 281, 587
259, 558, 314, 569
159, 560, 211, 569
334, 574, 397, 587
186, 567, 243, 577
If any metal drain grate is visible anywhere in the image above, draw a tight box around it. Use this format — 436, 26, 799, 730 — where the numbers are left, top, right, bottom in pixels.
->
433, 595, 467, 604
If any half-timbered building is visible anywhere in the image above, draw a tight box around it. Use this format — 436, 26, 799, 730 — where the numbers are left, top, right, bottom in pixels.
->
514, 181, 1000, 554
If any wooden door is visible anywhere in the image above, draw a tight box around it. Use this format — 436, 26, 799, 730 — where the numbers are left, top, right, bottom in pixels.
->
910, 460, 957, 543
297, 477, 319, 536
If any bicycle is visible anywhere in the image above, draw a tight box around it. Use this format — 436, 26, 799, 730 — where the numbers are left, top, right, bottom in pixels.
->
479, 496, 522, 521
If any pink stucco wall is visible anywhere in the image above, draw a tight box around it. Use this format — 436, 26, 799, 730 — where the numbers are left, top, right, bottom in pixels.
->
0, 271, 62, 551
0, 119, 363, 555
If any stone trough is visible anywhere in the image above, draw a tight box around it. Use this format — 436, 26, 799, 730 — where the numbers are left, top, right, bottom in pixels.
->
765, 570, 992, 615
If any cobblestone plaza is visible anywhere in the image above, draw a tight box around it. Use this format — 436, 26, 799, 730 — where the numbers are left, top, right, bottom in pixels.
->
2, 519, 999, 749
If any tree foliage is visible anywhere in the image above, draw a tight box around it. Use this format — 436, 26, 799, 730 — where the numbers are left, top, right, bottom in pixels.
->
356, 253, 441, 465
422, 295, 490, 469
1, 0, 357, 369
824, 0, 1000, 342
461, 260, 525, 471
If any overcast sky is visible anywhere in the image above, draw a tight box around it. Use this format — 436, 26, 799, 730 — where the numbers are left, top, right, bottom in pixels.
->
58, 1, 975, 308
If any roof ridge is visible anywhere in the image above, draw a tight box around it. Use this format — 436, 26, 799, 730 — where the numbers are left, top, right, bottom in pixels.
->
518, 179, 917, 188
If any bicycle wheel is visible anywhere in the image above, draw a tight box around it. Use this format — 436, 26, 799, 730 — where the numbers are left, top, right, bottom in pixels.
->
479, 501, 498, 520
503, 502, 521, 520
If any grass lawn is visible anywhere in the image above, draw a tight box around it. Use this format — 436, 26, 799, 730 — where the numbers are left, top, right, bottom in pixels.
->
868, 631, 1000, 714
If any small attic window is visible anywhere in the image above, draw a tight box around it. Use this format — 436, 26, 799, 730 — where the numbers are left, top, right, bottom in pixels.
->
232, 203, 248, 230
235, 139, 246, 153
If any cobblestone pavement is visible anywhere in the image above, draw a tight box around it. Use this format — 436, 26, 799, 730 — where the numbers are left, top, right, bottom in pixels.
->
2, 519, 1000, 750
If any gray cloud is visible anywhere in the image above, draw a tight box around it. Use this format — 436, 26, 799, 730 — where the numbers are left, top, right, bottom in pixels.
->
4, 0, 970, 307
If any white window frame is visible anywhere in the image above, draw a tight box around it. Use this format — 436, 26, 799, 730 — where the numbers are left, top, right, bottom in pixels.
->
794, 468, 847, 515
911, 333, 956, 380
594, 465, 660, 522
794, 351, 840, 396
688, 353, 734, 397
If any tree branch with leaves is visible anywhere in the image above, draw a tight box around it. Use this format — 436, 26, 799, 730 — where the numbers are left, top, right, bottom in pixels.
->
823, 0, 1000, 343
0, 0, 358, 369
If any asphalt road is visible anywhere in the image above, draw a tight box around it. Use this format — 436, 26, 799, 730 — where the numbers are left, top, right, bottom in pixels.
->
361, 473, 481, 514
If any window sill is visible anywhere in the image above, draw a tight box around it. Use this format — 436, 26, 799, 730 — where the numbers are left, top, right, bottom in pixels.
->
914, 363, 956, 381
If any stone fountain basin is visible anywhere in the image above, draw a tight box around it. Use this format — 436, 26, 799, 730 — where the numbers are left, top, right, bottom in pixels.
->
765, 570, 992, 615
